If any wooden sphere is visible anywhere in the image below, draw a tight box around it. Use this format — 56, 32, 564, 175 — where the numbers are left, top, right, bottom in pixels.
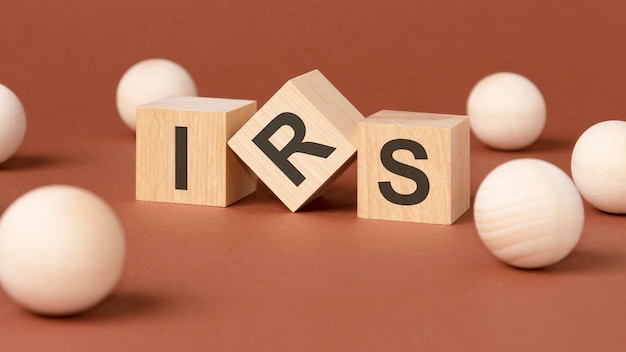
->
0, 84, 26, 164
571, 120, 626, 213
116, 58, 197, 131
467, 72, 546, 150
474, 159, 584, 269
0, 185, 126, 316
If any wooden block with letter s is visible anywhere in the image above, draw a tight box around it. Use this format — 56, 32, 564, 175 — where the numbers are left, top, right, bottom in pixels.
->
136, 96, 257, 207
228, 69, 364, 212
357, 110, 470, 225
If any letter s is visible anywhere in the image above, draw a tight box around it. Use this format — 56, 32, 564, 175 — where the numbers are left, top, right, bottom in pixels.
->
378, 139, 430, 205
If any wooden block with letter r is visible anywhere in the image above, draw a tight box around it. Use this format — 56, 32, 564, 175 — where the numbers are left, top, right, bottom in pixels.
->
228, 69, 364, 212
136, 96, 257, 207
357, 110, 470, 225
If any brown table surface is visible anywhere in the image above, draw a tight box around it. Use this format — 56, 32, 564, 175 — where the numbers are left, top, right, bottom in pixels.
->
1, 1, 625, 351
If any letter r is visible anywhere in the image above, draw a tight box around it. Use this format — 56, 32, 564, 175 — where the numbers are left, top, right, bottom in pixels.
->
252, 112, 337, 186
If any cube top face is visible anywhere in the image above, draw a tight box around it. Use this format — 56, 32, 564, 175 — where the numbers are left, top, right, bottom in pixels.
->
141, 96, 256, 113
358, 110, 470, 225
365, 110, 468, 129
136, 97, 257, 207
228, 70, 364, 212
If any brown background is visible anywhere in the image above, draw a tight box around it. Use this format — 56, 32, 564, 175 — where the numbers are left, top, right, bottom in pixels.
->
1, 0, 625, 351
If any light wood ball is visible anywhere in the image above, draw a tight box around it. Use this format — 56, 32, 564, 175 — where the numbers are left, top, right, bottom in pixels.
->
0, 185, 126, 316
467, 72, 546, 150
116, 58, 197, 131
0, 84, 26, 164
571, 120, 626, 214
474, 159, 584, 269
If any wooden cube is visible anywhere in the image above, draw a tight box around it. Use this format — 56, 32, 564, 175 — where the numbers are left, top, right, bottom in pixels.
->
136, 96, 257, 207
357, 110, 470, 225
228, 70, 364, 212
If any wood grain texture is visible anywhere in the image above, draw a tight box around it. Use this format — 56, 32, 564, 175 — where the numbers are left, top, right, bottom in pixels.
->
136, 96, 257, 207
228, 70, 364, 212
571, 120, 626, 214
467, 72, 546, 151
357, 110, 470, 225
474, 159, 584, 268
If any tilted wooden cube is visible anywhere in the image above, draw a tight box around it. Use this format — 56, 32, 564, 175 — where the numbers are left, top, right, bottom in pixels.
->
136, 96, 257, 207
357, 110, 470, 225
228, 69, 364, 212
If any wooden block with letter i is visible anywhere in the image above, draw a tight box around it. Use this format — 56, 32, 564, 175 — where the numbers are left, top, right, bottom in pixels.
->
357, 110, 470, 225
136, 96, 257, 207
228, 69, 364, 212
